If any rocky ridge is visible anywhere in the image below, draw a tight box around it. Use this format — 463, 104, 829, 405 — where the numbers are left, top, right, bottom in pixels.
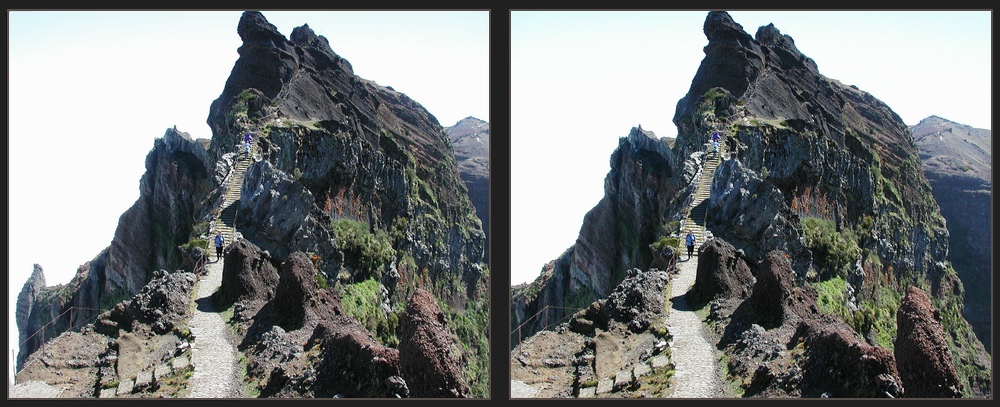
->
14, 11, 488, 398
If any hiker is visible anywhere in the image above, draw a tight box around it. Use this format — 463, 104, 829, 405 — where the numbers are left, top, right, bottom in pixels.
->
215, 231, 225, 261
685, 230, 696, 260
243, 132, 252, 160
711, 131, 720, 155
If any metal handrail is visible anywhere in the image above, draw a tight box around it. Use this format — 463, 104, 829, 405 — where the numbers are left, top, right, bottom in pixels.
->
510, 305, 583, 349
16, 305, 110, 368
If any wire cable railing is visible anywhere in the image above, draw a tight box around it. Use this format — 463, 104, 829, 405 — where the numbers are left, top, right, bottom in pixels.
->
510, 305, 584, 350
16, 306, 110, 361
16, 253, 209, 373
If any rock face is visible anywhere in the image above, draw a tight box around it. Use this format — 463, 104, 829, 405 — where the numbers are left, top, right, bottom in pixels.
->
687, 13, 949, 290
894, 286, 963, 398
213, 12, 487, 301
15, 127, 214, 372
511, 10, 990, 399
708, 159, 812, 276
14, 11, 488, 398
512, 127, 683, 346
445, 116, 490, 258
911, 115, 991, 352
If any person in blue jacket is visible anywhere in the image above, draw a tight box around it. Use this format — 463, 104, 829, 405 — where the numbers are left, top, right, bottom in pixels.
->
215, 231, 225, 261
685, 230, 696, 260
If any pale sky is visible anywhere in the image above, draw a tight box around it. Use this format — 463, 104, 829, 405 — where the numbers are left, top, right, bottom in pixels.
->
511, 10, 992, 287
8, 10, 488, 379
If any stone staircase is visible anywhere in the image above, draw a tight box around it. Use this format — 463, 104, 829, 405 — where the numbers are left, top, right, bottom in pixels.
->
682, 138, 726, 254
215, 142, 257, 243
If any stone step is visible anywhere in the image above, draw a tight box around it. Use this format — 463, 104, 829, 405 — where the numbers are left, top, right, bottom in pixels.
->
682, 140, 728, 245
212, 142, 257, 243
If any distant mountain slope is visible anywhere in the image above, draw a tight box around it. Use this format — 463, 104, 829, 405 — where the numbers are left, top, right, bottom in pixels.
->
445, 116, 490, 258
911, 115, 992, 353
912, 115, 990, 182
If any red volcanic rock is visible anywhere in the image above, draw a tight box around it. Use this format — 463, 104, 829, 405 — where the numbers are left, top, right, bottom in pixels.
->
398, 289, 468, 397
894, 286, 963, 398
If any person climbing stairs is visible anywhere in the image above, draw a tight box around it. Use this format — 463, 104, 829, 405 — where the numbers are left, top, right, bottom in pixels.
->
215, 133, 259, 246
681, 131, 727, 254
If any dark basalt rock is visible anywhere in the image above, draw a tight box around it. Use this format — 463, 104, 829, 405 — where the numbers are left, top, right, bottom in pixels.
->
690, 237, 754, 304
746, 250, 800, 328
604, 268, 671, 333
270, 251, 327, 330
94, 269, 197, 337
218, 238, 279, 305
568, 267, 671, 336
794, 320, 902, 398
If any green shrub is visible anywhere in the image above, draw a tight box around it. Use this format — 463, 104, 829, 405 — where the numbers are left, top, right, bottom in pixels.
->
662, 220, 681, 236
338, 278, 399, 347
181, 238, 209, 252
801, 216, 860, 279
331, 218, 396, 281
316, 272, 328, 290
390, 216, 409, 242
812, 277, 900, 349
870, 286, 900, 350
444, 297, 490, 397
812, 277, 850, 318
652, 236, 680, 250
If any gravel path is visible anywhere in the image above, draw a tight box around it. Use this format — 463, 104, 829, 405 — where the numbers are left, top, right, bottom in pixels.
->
665, 255, 726, 398
187, 258, 243, 398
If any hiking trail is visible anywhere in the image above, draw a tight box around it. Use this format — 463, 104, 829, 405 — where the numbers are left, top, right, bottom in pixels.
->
187, 140, 258, 398
665, 133, 728, 398
187, 258, 243, 398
